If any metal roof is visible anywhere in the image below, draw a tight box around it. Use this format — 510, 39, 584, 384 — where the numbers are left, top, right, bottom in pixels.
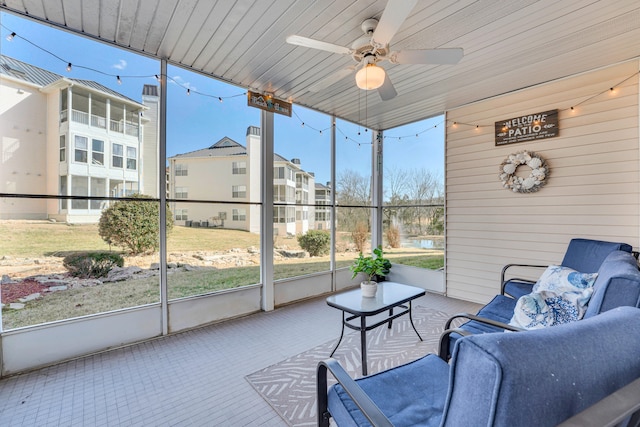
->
172, 134, 290, 164
0, 55, 143, 107
2, 1, 639, 130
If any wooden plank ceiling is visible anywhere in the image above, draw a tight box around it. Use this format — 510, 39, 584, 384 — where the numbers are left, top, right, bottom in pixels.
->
2, 0, 639, 130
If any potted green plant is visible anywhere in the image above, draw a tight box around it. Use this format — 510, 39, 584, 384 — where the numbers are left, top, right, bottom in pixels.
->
350, 246, 392, 297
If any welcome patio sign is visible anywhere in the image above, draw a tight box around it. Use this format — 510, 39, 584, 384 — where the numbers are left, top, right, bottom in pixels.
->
495, 109, 558, 146
247, 91, 292, 117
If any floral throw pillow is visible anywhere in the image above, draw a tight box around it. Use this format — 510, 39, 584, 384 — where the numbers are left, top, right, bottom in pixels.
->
509, 265, 598, 330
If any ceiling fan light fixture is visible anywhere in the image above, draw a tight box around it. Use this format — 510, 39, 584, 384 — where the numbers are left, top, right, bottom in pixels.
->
355, 63, 385, 90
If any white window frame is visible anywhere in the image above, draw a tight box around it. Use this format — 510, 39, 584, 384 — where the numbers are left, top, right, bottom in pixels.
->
74, 135, 88, 163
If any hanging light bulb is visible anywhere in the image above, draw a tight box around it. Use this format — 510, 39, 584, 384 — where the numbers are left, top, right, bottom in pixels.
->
117, 76, 122, 85
66, 63, 72, 72
6, 32, 16, 41
355, 55, 385, 90
187, 88, 191, 96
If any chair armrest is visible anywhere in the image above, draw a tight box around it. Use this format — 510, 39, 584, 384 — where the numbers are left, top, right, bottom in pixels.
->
501, 263, 547, 295
439, 318, 524, 361
444, 312, 525, 331
557, 377, 640, 427
317, 358, 393, 427
438, 327, 472, 360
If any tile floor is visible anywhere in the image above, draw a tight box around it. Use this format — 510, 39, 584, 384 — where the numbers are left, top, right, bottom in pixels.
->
0, 292, 481, 426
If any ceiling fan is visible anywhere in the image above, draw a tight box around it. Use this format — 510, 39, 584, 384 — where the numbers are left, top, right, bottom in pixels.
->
286, 0, 463, 101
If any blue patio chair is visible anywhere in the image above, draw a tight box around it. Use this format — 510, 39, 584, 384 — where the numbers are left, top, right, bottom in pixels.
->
439, 249, 640, 359
502, 238, 632, 299
317, 306, 640, 427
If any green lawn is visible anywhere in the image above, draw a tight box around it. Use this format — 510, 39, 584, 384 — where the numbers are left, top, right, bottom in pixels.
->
1, 221, 443, 329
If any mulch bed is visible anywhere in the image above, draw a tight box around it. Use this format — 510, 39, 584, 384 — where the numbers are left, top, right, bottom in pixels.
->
1, 279, 48, 304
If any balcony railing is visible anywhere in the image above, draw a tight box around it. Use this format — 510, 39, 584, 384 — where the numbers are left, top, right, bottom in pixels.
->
59, 109, 138, 137
71, 109, 89, 125
125, 122, 139, 137
91, 114, 107, 129
110, 120, 123, 133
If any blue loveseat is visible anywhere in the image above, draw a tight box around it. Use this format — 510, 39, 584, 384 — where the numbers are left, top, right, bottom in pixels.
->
440, 248, 640, 358
318, 306, 640, 427
502, 238, 632, 299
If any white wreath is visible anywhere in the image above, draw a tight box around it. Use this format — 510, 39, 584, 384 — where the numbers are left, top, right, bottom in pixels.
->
499, 151, 549, 193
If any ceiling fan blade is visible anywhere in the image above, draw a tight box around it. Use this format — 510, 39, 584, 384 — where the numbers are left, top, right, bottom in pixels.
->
391, 48, 464, 65
308, 66, 356, 92
377, 73, 397, 101
371, 0, 418, 48
286, 35, 351, 55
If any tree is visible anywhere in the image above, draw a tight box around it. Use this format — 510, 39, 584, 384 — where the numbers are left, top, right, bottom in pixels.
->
336, 169, 371, 231
98, 194, 174, 255
406, 168, 442, 234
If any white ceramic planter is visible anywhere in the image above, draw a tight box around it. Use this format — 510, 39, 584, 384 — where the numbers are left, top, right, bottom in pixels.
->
360, 281, 378, 297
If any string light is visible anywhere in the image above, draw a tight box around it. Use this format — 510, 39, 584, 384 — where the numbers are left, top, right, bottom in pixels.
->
1, 24, 245, 103
6, 23, 638, 141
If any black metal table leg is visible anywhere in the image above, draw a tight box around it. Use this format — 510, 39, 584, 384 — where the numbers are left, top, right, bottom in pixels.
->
409, 301, 423, 341
360, 315, 368, 376
329, 310, 346, 357
388, 307, 393, 329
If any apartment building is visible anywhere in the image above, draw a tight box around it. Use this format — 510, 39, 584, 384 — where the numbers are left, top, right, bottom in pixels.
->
168, 126, 316, 236
314, 182, 332, 231
0, 55, 157, 223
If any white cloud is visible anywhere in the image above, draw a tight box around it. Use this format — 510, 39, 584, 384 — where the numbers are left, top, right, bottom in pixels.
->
112, 59, 127, 70
171, 75, 196, 92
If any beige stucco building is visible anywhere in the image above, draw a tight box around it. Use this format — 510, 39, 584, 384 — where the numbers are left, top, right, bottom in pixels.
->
168, 125, 317, 236
0, 55, 157, 223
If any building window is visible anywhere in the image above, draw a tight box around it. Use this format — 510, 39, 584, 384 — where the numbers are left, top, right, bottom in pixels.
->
232, 185, 247, 198
126, 146, 137, 170
71, 175, 88, 209
274, 184, 286, 202
92, 139, 104, 165
175, 163, 188, 176
232, 161, 247, 175
218, 212, 227, 220
232, 208, 246, 221
90, 177, 106, 209
74, 135, 88, 163
175, 209, 188, 221
112, 143, 123, 168
59, 175, 67, 210
274, 166, 285, 179
274, 206, 285, 223
175, 187, 188, 199
59, 135, 66, 162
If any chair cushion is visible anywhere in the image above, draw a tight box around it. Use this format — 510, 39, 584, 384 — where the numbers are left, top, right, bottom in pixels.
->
328, 354, 449, 427
503, 279, 535, 299
585, 250, 640, 318
448, 295, 517, 358
561, 238, 632, 273
442, 306, 640, 427
509, 265, 597, 329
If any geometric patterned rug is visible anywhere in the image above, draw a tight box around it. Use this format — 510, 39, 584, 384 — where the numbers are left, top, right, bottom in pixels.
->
245, 307, 453, 426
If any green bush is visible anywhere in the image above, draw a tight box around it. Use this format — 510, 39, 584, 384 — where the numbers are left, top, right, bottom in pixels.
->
98, 194, 174, 255
63, 251, 124, 278
297, 230, 331, 257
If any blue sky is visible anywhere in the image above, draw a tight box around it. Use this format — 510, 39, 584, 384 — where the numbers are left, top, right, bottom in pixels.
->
1, 12, 444, 186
